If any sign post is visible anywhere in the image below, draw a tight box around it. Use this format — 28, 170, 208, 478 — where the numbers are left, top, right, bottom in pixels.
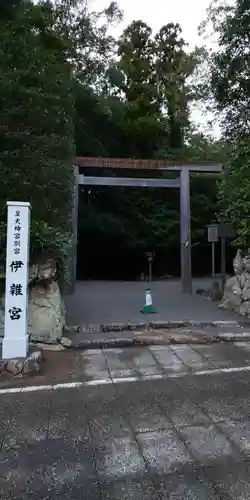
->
206, 223, 219, 281
2, 202, 31, 359
146, 252, 155, 285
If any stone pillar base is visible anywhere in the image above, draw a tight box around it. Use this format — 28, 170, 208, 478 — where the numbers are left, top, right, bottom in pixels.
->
2, 335, 28, 359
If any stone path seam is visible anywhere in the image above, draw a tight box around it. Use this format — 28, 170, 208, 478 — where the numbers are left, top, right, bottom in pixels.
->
110, 383, 160, 485
0, 396, 19, 451
42, 390, 53, 478
170, 370, 250, 465
82, 403, 101, 497
148, 377, 246, 497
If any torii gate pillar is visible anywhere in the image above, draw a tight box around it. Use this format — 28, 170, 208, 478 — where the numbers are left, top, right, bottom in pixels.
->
180, 169, 192, 294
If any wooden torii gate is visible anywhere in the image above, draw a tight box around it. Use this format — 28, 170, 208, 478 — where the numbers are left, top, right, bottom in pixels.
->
70, 158, 222, 294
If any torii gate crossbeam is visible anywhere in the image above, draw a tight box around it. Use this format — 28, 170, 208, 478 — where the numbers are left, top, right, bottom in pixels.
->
69, 158, 223, 295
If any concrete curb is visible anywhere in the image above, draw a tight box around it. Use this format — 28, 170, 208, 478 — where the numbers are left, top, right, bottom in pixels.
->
71, 332, 250, 350
101, 320, 250, 331
65, 319, 250, 335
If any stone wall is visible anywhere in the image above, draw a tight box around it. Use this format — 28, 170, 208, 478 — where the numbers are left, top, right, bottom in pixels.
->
220, 249, 250, 317
0, 259, 65, 344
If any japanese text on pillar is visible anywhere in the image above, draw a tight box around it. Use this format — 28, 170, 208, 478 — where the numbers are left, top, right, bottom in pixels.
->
8, 209, 24, 321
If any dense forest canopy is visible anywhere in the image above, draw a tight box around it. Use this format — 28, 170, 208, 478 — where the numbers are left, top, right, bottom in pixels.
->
0, 0, 248, 279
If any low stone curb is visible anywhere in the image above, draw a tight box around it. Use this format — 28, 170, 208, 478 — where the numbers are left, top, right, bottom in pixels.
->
101, 320, 250, 331
64, 319, 250, 335
67, 332, 250, 350
29, 329, 250, 352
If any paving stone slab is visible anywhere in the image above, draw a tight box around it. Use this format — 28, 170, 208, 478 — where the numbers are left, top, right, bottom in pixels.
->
0, 393, 19, 441
2, 392, 51, 453
100, 478, 159, 500
149, 348, 186, 373
135, 365, 164, 377
217, 420, 250, 459
169, 345, 212, 370
83, 385, 118, 415
126, 401, 174, 434
44, 480, 101, 500
204, 460, 250, 499
0, 473, 46, 500
89, 411, 131, 440
93, 434, 146, 480
198, 398, 249, 424
45, 438, 98, 481
179, 424, 241, 466
155, 466, 221, 500
157, 396, 210, 428
175, 372, 249, 402
115, 386, 173, 433
0, 453, 45, 499
137, 429, 194, 475
110, 368, 139, 379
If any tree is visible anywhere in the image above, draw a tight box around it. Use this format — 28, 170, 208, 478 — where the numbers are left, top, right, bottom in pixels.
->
116, 21, 202, 159
42, 0, 123, 86
184, 127, 228, 162
155, 23, 191, 152
74, 80, 126, 157
0, 1, 75, 277
117, 21, 167, 158
0, 0, 23, 19
209, 0, 250, 138
118, 21, 158, 108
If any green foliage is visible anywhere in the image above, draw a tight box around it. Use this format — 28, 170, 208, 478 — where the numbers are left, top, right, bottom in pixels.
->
0, 0, 23, 19
117, 21, 166, 158
0, 0, 75, 278
218, 140, 250, 247
207, 0, 250, 246
75, 15, 225, 255
0, 0, 225, 276
116, 20, 203, 157
209, 0, 250, 138
30, 220, 72, 282
74, 81, 126, 157
155, 23, 192, 150
46, 0, 123, 84
118, 21, 158, 109
184, 128, 228, 162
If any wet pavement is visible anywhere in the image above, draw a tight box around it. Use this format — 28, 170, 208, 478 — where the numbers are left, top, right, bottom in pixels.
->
65, 280, 241, 327
2, 341, 250, 390
2, 344, 250, 497
70, 323, 250, 349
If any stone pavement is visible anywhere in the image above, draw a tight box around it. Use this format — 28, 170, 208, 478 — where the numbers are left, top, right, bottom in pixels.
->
3, 348, 250, 498
2, 341, 250, 390
65, 279, 241, 327
3, 344, 250, 498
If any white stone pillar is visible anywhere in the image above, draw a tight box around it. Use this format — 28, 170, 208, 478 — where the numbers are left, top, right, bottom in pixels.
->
2, 202, 31, 359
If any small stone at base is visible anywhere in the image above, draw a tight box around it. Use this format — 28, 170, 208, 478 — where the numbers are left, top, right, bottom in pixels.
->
64, 325, 80, 333
60, 336, 72, 348
23, 359, 41, 375
30, 343, 66, 351
0, 360, 7, 373
6, 359, 24, 375
28, 350, 43, 364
